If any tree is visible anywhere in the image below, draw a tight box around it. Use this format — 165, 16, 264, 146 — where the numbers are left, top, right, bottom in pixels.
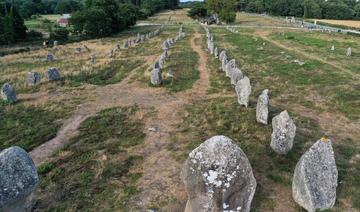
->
188, 2, 207, 19
303, 0, 321, 18
55, 0, 83, 14
355, 3, 360, 20
206, 0, 237, 23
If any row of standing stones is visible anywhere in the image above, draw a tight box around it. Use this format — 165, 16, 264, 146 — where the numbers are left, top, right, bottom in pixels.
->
150, 25, 186, 86
179, 27, 338, 212
0, 22, 173, 211
1, 23, 169, 105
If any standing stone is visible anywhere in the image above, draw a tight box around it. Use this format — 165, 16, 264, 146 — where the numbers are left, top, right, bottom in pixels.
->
154, 61, 161, 69
1, 83, 17, 103
256, 89, 269, 125
331, 45, 335, 51
89, 55, 95, 64
0, 147, 39, 211
221, 57, 228, 72
219, 50, 227, 62
214, 47, 219, 59
124, 41, 129, 48
292, 138, 338, 212
45, 67, 61, 81
75, 47, 82, 54
27, 71, 41, 86
229, 68, 243, 86
270, 110, 296, 154
346, 47, 352, 57
225, 59, 236, 77
181, 135, 256, 212
209, 42, 215, 55
163, 41, 170, 50
235, 76, 251, 107
46, 53, 54, 62
151, 68, 162, 85
53, 40, 58, 47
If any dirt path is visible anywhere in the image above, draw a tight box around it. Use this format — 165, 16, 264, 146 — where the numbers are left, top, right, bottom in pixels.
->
29, 29, 211, 210
253, 30, 359, 79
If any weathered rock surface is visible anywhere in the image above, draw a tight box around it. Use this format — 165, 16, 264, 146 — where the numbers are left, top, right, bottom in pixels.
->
229, 68, 243, 85
225, 59, 236, 77
235, 76, 251, 107
0, 146, 39, 211
292, 138, 338, 212
256, 89, 269, 125
45, 67, 61, 81
181, 135, 256, 212
270, 110, 296, 154
151, 68, 162, 85
27, 72, 41, 86
219, 50, 226, 62
1, 83, 17, 103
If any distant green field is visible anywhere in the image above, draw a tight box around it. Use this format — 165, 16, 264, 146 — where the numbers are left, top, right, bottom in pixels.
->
25, 14, 61, 31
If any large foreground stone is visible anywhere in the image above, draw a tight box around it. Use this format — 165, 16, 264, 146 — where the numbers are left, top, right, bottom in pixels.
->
256, 89, 269, 125
182, 135, 256, 212
1, 83, 17, 103
0, 146, 39, 211
292, 138, 338, 212
151, 68, 162, 85
235, 76, 251, 107
270, 110, 296, 154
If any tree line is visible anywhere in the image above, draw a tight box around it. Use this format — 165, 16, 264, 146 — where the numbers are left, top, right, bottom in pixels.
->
189, 0, 360, 23
0, 0, 179, 45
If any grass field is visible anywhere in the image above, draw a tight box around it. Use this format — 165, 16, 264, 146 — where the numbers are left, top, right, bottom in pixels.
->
311, 19, 360, 29
0, 9, 359, 212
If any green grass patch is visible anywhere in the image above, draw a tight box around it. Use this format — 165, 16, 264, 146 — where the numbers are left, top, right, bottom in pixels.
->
34, 106, 145, 211
70, 59, 143, 86
0, 101, 62, 151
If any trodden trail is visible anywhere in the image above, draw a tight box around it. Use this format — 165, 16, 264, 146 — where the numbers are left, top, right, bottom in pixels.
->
29, 28, 212, 210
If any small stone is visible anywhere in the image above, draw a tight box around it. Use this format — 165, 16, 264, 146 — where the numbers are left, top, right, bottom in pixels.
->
1, 83, 17, 103
292, 138, 338, 212
45, 67, 61, 81
270, 110, 296, 154
346, 47, 352, 57
0, 147, 39, 211
256, 89, 269, 125
331, 45, 335, 51
148, 127, 157, 132
46, 53, 54, 61
235, 76, 251, 107
27, 71, 41, 86
151, 68, 162, 85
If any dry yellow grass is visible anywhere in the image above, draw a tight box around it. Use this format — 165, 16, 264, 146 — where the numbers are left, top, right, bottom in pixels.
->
311, 19, 360, 28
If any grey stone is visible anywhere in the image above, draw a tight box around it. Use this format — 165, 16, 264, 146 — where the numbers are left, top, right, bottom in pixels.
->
181, 135, 256, 212
256, 89, 269, 125
124, 41, 129, 48
151, 68, 162, 85
0, 146, 39, 211
292, 138, 338, 212
163, 41, 170, 50
221, 57, 228, 72
346, 47, 352, 57
45, 67, 61, 81
235, 76, 251, 107
1, 83, 17, 103
270, 110, 296, 154
225, 59, 236, 77
219, 50, 227, 62
27, 71, 41, 86
229, 68, 243, 85
46, 53, 54, 62
154, 61, 161, 69
214, 47, 219, 59
74, 47, 81, 54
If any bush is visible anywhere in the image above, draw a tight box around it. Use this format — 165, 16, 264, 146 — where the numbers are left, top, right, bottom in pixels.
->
188, 3, 207, 19
219, 9, 236, 23
27, 30, 42, 39
50, 28, 69, 41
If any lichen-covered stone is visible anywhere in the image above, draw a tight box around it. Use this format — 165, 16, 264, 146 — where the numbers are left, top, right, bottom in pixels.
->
292, 138, 338, 212
0, 146, 39, 211
256, 89, 269, 125
270, 110, 296, 154
225, 59, 236, 77
235, 76, 251, 107
181, 135, 256, 212
45, 67, 61, 81
27, 71, 41, 86
229, 68, 243, 85
1, 83, 17, 103
151, 68, 162, 85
